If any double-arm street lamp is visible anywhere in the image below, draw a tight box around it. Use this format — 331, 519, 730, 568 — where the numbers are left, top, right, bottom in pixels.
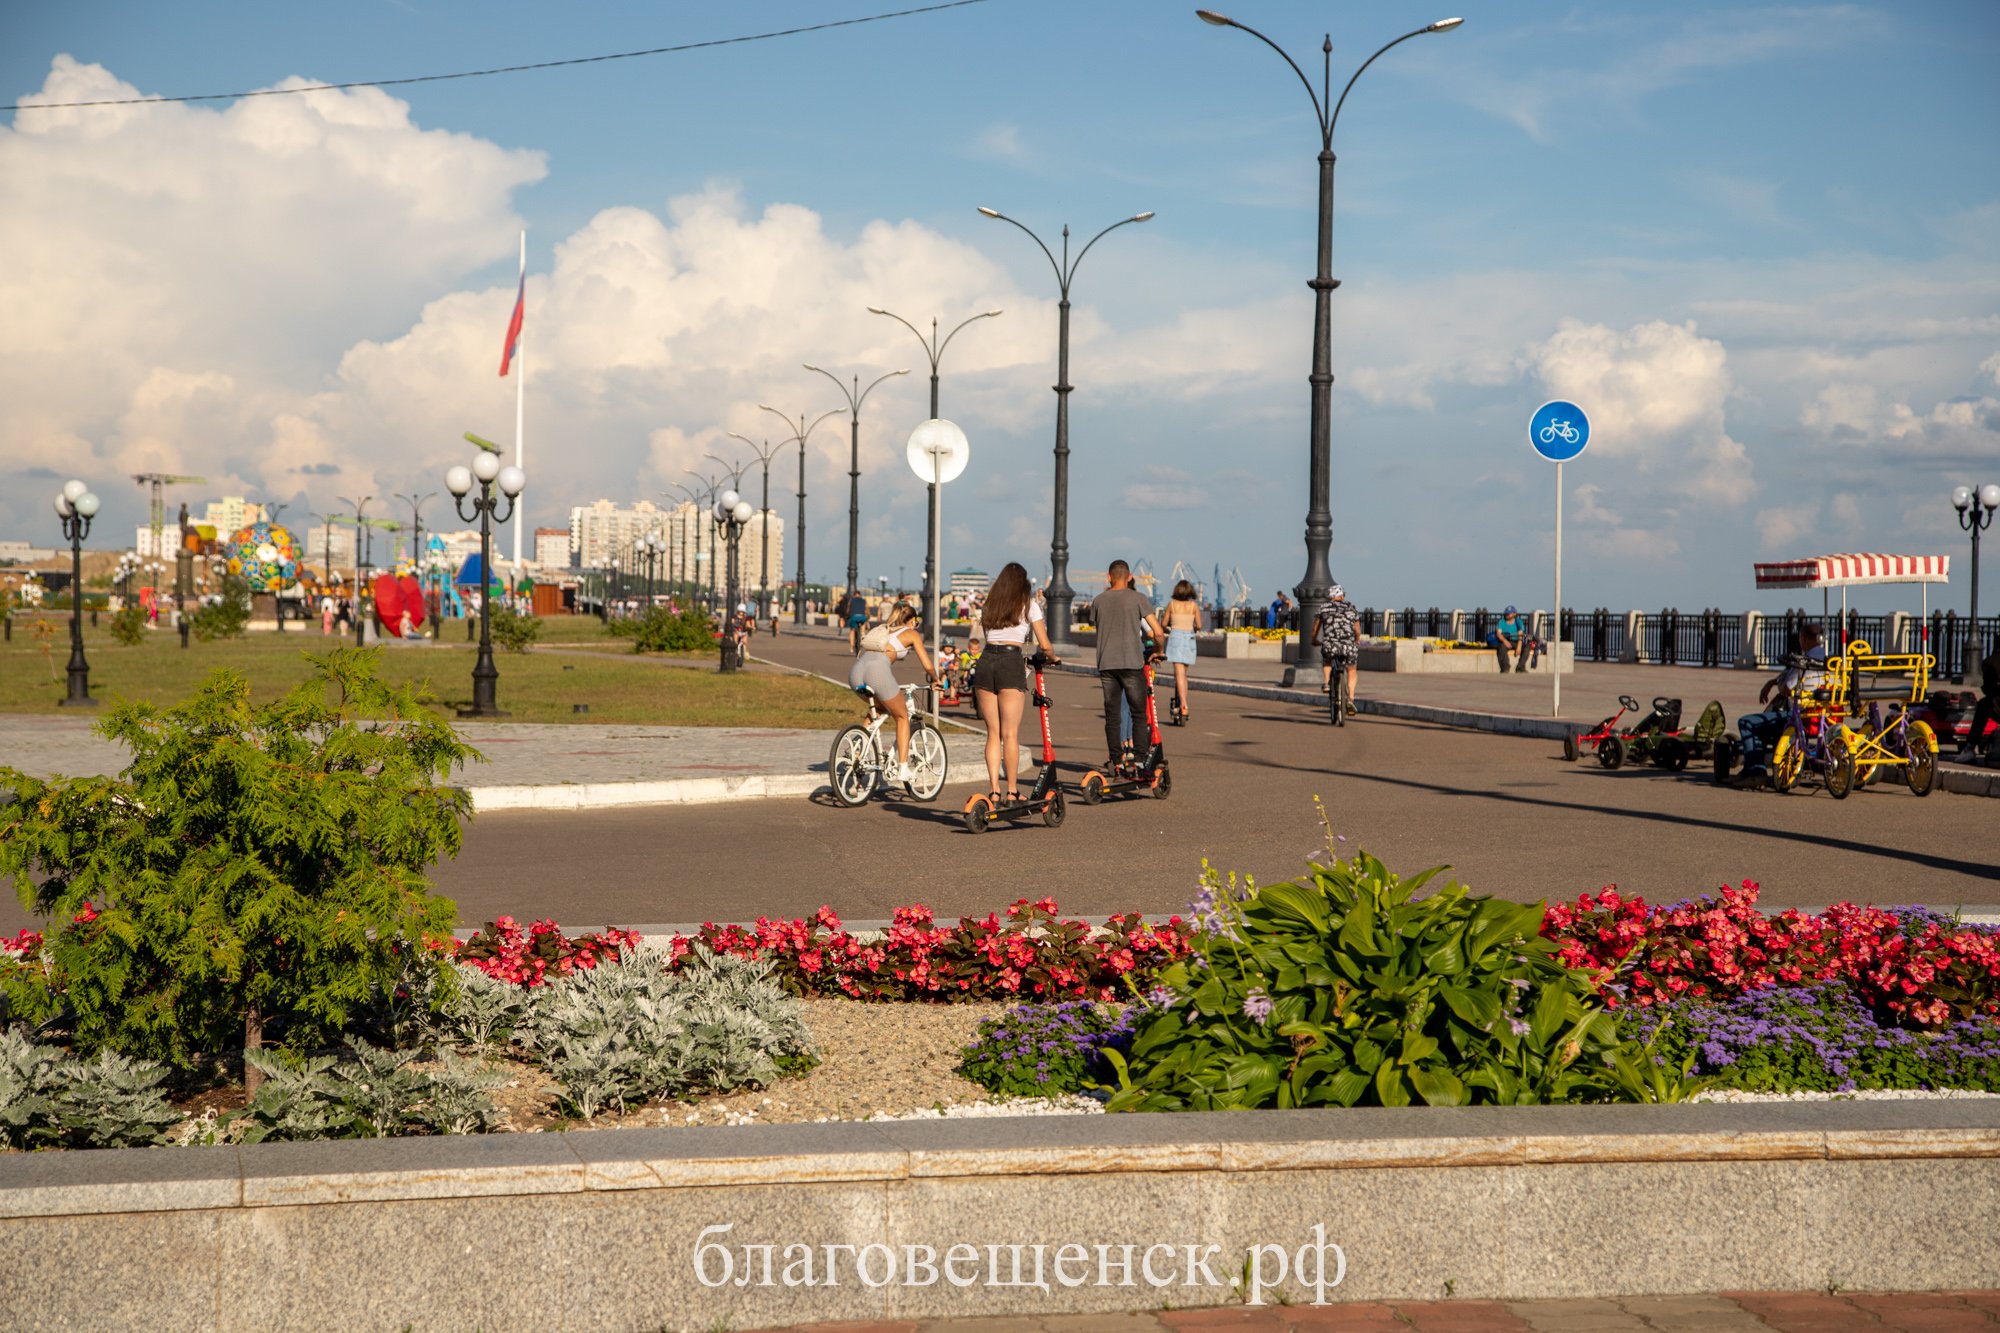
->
803, 364, 908, 614
1194, 7, 1463, 642
447, 433, 526, 718
52, 479, 100, 707
684, 470, 724, 614
976, 206, 1152, 645
726, 433, 792, 623
759, 405, 843, 623
1953, 483, 2000, 679
867, 306, 1002, 639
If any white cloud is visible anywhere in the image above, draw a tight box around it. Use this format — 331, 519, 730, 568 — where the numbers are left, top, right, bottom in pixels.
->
0, 55, 544, 501
1527, 319, 1752, 503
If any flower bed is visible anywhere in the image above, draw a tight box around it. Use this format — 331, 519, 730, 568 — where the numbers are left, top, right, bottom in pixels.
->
1540, 884, 2000, 1027
663, 899, 1194, 1002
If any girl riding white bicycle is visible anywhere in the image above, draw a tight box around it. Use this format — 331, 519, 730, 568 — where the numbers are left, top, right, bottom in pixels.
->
845, 602, 942, 785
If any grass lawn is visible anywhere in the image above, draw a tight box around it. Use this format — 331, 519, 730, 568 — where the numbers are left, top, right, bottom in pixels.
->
0, 615, 856, 728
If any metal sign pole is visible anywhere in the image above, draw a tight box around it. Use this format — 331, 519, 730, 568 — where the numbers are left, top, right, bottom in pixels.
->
1554, 459, 1563, 720
930, 453, 942, 725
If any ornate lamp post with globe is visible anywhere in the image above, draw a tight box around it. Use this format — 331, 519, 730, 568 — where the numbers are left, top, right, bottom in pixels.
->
53, 479, 101, 707
1954, 483, 2000, 679
713, 489, 755, 672
446, 433, 525, 718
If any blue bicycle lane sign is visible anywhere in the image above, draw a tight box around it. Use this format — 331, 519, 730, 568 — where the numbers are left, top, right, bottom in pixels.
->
1529, 400, 1590, 462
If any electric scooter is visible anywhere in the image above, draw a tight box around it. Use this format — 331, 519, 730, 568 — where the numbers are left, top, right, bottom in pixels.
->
1080, 657, 1172, 803
962, 650, 1067, 833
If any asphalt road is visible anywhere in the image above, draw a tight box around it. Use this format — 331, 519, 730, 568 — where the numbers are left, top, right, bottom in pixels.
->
424, 629, 2000, 929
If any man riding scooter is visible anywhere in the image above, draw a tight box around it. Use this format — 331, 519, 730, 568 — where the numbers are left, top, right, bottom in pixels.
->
1094, 560, 1166, 775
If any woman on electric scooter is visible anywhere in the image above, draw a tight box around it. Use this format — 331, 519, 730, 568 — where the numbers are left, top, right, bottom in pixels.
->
1163, 579, 1203, 723
972, 564, 1058, 806
845, 602, 941, 785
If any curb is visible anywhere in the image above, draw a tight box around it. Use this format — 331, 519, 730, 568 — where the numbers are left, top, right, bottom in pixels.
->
463, 773, 826, 812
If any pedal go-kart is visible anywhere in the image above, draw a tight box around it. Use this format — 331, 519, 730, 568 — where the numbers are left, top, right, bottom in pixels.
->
1562, 695, 1688, 769
1830, 640, 1941, 796
1711, 669, 1856, 798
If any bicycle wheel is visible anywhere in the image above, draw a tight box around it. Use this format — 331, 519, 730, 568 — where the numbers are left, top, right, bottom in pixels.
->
1329, 670, 1346, 727
905, 722, 948, 802
1824, 740, 1856, 800
1769, 728, 1802, 793
828, 725, 877, 807
1906, 722, 1938, 797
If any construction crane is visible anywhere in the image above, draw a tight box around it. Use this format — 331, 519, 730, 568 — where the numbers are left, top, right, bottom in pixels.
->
133, 473, 205, 557
1167, 560, 1206, 601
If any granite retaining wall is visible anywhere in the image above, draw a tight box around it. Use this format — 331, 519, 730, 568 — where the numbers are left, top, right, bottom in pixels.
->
5, 1101, 1997, 1330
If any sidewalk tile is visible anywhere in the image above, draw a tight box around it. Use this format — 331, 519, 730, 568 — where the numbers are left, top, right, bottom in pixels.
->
1272, 1305, 1411, 1331
1041, 1316, 1174, 1333
1507, 1318, 1649, 1332
911, 1319, 1053, 1333
1390, 1300, 1536, 1332
1505, 1302, 1627, 1318
1614, 1296, 1753, 1316
1157, 1310, 1292, 1331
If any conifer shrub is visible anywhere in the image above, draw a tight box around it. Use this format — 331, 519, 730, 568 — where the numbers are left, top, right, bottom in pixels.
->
0, 649, 475, 1085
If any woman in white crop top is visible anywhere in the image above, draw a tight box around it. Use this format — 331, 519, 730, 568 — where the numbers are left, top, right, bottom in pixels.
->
970, 563, 1058, 801
845, 602, 939, 785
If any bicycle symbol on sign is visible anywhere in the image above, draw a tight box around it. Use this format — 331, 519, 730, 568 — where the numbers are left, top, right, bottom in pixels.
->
1538, 419, 1581, 446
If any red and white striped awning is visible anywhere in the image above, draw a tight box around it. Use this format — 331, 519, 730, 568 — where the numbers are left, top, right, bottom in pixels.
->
1753, 554, 1951, 589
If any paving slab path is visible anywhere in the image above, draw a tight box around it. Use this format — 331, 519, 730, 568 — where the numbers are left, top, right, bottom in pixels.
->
746, 1289, 2000, 1332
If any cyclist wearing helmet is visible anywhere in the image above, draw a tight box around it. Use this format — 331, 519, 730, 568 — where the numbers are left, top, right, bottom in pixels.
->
1313, 583, 1360, 716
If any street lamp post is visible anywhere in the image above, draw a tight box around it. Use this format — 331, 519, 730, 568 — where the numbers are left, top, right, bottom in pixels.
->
803, 365, 908, 617
759, 406, 842, 625
867, 307, 1002, 639
726, 433, 791, 623
1953, 483, 2000, 679
446, 435, 525, 718
395, 490, 437, 626
336, 493, 372, 644
976, 206, 1153, 645
684, 471, 724, 615
1194, 7, 1463, 642
53, 479, 100, 707
714, 490, 754, 672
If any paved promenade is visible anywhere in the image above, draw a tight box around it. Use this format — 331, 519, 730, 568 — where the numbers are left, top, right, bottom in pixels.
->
0, 711, 1000, 811
751, 1290, 2000, 1331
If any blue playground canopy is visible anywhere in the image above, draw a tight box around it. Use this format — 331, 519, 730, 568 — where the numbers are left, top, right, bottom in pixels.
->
455, 554, 500, 587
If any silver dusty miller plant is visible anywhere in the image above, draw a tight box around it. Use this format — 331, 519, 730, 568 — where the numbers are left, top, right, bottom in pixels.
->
516, 946, 814, 1120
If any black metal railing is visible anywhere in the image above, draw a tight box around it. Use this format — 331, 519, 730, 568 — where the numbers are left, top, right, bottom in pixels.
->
1567, 608, 1622, 662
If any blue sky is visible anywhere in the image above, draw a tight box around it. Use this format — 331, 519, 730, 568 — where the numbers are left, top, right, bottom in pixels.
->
3, 0, 1996, 614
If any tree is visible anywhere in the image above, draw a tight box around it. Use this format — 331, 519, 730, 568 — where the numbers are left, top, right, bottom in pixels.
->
0, 649, 474, 1089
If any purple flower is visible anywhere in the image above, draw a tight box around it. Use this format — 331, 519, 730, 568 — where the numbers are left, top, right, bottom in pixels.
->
1242, 987, 1274, 1024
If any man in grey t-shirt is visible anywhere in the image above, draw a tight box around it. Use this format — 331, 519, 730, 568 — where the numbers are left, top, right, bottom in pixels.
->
1094, 560, 1166, 766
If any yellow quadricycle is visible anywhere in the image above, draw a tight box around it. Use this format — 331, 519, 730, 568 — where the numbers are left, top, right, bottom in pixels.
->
1825, 640, 1941, 796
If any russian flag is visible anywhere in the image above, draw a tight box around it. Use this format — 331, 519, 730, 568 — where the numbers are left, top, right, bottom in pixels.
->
498, 270, 525, 377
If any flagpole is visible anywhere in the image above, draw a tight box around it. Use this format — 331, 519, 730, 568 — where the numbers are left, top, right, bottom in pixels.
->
512, 229, 526, 571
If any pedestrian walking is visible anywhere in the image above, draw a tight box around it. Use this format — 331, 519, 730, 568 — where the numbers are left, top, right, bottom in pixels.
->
1162, 579, 1203, 723
1095, 561, 1166, 771
972, 563, 1058, 803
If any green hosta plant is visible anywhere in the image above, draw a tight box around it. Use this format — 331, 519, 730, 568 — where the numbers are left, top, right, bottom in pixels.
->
0, 648, 473, 1087
1105, 851, 1646, 1111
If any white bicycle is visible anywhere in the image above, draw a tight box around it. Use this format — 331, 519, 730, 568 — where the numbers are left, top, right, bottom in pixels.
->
828, 683, 949, 806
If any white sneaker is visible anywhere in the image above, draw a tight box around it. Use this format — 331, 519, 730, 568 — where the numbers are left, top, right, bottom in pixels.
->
892, 762, 913, 784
